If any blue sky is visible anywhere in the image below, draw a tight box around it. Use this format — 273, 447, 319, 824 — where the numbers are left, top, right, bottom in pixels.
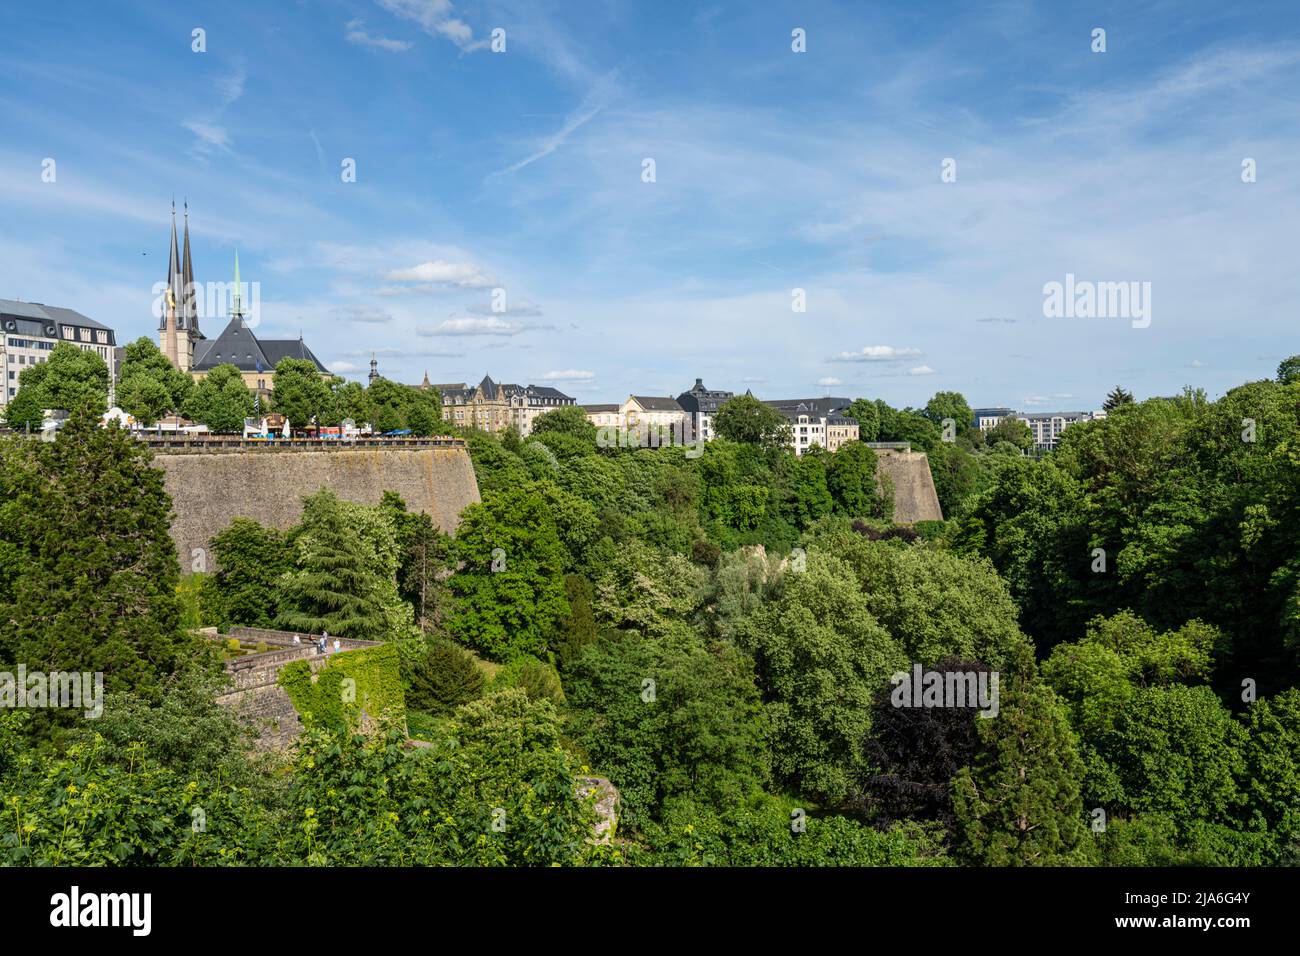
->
2, 0, 1297, 409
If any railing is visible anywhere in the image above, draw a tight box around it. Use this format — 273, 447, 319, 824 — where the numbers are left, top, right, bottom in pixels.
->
137, 435, 465, 451
865, 441, 913, 452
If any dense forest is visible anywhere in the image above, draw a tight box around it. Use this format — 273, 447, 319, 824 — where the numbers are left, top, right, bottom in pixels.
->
1, 359, 1298, 866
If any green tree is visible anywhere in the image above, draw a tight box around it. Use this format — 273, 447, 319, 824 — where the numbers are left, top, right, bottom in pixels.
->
275, 490, 389, 638
2, 363, 50, 430
1277, 355, 1300, 385
847, 398, 882, 442
985, 417, 1032, 450
737, 551, 906, 805
712, 394, 791, 449
923, 390, 973, 432
566, 629, 768, 831
39, 342, 109, 414
406, 639, 485, 715
950, 678, 1092, 865
447, 484, 570, 660
272, 358, 331, 429
116, 374, 172, 426
825, 440, 889, 519
0, 408, 191, 707
1102, 386, 1135, 411
118, 337, 192, 411
531, 404, 597, 443
365, 377, 411, 433
210, 518, 293, 628
183, 364, 254, 433
4, 342, 108, 426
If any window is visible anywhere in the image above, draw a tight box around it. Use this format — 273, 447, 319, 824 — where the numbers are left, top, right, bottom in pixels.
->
62, 327, 74, 339
96, 330, 107, 344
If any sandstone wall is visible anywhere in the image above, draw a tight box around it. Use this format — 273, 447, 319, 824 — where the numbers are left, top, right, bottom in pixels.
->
152, 443, 480, 570
874, 449, 944, 523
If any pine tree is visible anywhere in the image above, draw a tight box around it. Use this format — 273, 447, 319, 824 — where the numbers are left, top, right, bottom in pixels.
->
1102, 386, 1134, 411
950, 677, 1093, 865
275, 490, 387, 638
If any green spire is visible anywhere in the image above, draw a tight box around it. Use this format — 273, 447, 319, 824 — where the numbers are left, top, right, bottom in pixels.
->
232, 249, 244, 319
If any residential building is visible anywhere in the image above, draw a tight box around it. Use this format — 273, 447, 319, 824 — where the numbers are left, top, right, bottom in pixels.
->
972, 407, 1015, 431
0, 299, 119, 409
763, 395, 860, 455
676, 378, 734, 442
1016, 410, 1105, 451
439, 374, 575, 435
621, 395, 689, 433
581, 404, 621, 429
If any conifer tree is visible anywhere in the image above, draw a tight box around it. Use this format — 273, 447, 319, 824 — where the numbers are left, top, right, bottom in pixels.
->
0, 406, 189, 703
950, 678, 1093, 865
276, 490, 387, 638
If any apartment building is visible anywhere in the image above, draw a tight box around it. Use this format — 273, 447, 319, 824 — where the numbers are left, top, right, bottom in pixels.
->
0, 299, 118, 408
439, 374, 575, 435
763, 396, 860, 456
676, 378, 733, 442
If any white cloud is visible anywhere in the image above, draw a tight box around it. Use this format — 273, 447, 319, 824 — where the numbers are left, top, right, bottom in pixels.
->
216, 64, 246, 105
832, 345, 922, 362
908, 365, 936, 376
540, 369, 595, 381
329, 360, 361, 373
466, 298, 543, 317
183, 121, 230, 152
345, 19, 413, 52
817, 376, 843, 386
330, 305, 393, 323
385, 259, 496, 288
416, 316, 521, 336
376, 0, 473, 48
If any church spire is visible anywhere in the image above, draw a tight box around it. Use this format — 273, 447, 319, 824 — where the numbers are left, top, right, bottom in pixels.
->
161, 201, 181, 331
181, 200, 197, 332
369, 353, 379, 384
231, 249, 245, 320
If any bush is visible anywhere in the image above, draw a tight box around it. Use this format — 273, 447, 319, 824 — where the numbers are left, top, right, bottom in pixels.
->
490, 655, 564, 706
406, 640, 485, 715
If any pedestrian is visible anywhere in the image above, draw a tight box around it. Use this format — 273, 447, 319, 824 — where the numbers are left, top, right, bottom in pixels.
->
333, 638, 341, 654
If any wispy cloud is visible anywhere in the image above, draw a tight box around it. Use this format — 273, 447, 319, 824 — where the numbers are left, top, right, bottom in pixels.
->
376, 0, 473, 48
330, 305, 393, 323
345, 18, 413, 52
493, 71, 620, 176
832, 345, 922, 362
416, 316, 522, 336
539, 369, 595, 381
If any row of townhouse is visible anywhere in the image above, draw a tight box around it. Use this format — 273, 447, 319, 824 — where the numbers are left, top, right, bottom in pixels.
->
435, 374, 861, 454
971, 406, 1107, 451
579, 382, 860, 455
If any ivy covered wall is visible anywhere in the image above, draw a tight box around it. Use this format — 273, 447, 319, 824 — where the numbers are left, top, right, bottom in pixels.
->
278, 643, 407, 733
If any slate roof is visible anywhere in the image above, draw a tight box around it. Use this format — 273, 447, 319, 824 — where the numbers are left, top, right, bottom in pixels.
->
191, 316, 327, 373
0, 299, 115, 336
676, 378, 734, 415
630, 395, 685, 412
